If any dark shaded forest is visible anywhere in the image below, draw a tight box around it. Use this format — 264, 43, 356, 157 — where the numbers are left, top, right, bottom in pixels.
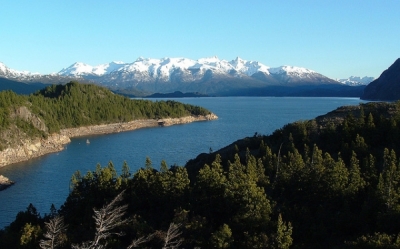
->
2, 100, 400, 248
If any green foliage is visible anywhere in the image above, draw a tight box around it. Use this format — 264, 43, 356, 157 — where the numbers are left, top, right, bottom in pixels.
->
5, 101, 400, 248
0, 81, 212, 148
210, 224, 233, 248
29, 81, 211, 131
274, 214, 293, 249
14, 118, 46, 138
0, 90, 25, 131
346, 232, 400, 248
20, 223, 42, 248
0, 203, 44, 249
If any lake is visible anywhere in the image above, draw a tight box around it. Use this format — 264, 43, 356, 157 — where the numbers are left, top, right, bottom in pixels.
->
0, 97, 367, 228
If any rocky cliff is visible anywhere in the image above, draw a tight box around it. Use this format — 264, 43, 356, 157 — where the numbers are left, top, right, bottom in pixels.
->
0, 133, 70, 167
361, 58, 400, 100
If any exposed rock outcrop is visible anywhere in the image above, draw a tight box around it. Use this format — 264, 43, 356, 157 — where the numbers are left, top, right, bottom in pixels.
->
0, 175, 14, 190
0, 133, 70, 167
11, 106, 48, 132
159, 113, 218, 126
0, 114, 218, 168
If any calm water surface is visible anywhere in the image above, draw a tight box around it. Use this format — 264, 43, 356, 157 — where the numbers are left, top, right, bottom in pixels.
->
0, 97, 367, 228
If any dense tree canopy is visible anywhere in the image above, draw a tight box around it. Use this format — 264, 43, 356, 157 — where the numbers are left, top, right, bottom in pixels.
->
0, 81, 212, 149
3, 101, 400, 248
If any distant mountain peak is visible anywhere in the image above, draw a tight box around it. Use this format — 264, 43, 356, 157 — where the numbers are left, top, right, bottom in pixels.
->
55, 57, 326, 79
50, 57, 339, 90
337, 76, 375, 86
1, 57, 360, 96
269, 65, 316, 75
0, 62, 37, 78
233, 56, 244, 62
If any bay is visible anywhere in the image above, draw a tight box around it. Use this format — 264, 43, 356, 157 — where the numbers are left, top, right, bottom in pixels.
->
0, 97, 367, 228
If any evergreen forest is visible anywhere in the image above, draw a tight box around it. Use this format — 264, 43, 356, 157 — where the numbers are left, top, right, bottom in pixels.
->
0, 81, 211, 150
3, 99, 400, 248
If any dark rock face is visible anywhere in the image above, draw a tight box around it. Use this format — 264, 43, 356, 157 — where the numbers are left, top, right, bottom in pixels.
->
361, 58, 400, 100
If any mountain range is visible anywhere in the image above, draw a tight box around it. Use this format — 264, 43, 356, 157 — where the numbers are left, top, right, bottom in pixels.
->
0, 57, 374, 96
336, 76, 375, 86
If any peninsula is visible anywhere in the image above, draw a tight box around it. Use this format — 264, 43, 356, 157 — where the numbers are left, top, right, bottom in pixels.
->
0, 81, 217, 185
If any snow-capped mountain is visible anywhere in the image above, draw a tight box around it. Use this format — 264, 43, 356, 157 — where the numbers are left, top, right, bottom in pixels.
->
0, 61, 90, 86
58, 56, 327, 82
59, 57, 269, 78
58, 61, 128, 76
0, 62, 38, 79
1, 57, 366, 96
57, 56, 339, 92
337, 76, 375, 86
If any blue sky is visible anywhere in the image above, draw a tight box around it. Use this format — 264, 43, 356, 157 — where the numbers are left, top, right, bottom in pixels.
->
1, 0, 399, 79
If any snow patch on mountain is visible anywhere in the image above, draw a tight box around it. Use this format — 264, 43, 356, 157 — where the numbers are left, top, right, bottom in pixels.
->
57, 57, 320, 81
0, 62, 39, 79
269, 66, 316, 76
58, 61, 127, 76
0, 57, 344, 90
337, 76, 375, 86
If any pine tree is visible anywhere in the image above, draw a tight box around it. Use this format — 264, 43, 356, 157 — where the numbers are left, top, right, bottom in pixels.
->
275, 214, 293, 249
347, 151, 366, 195
121, 161, 131, 181
377, 148, 399, 210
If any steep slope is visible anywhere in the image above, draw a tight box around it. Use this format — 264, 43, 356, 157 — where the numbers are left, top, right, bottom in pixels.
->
183, 101, 400, 248
361, 58, 400, 100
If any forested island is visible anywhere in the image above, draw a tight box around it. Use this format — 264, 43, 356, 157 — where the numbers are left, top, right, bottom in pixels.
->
2, 100, 400, 248
0, 81, 216, 168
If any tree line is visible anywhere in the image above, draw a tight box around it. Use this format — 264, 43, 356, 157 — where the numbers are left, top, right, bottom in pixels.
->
2, 101, 400, 248
0, 81, 211, 149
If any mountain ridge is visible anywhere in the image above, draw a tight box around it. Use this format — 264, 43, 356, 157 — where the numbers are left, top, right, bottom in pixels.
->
0, 58, 372, 96
336, 76, 375, 86
57, 57, 332, 83
361, 58, 400, 100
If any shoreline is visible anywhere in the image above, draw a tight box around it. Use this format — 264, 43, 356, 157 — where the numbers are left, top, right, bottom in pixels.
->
60, 114, 218, 138
0, 114, 217, 188
0, 175, 14, 190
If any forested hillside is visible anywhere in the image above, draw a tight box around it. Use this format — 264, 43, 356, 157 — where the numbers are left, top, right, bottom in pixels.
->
0, 81, 211, 150
2, 101, 400, 248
